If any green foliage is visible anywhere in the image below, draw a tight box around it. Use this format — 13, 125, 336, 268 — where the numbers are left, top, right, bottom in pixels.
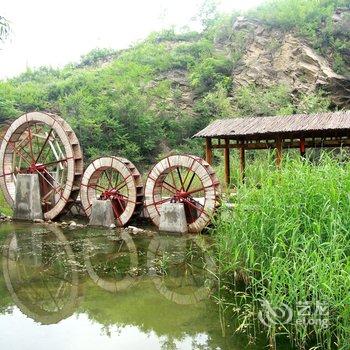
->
194, 83, 233, 130
198, 0, 220, 29
231, 84, 332, 117
214, 155, 350, 348
78, 48, 119, 67
0, 192, 11, 216
233, 84, 295, 116
190, 55, 232, 93
0, 0, 339, 167
296, 90, 332, 113
249, 0, 350, 74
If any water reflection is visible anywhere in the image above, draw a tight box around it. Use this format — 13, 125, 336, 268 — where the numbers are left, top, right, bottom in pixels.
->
147, 235, 216, 305
84, 231, 139, 293
2, 226, 80, 324
2, 227, 217, 324
0, 226, 262, 349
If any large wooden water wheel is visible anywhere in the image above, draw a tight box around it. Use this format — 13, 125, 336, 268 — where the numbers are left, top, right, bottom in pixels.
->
0, 112, 83, 220
2, 228, 80, 324
80, 156, 143, 226
144, 155, 221, 233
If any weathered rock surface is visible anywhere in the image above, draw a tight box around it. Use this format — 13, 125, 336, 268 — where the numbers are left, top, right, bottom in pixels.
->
229, 16, 350, 108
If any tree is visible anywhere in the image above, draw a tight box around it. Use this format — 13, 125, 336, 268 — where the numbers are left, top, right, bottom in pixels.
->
0, 16, 10, 42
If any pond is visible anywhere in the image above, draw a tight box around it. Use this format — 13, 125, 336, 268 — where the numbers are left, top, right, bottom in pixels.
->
0, 222, 268, 350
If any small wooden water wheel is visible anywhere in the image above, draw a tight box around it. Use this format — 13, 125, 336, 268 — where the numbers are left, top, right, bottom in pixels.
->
144, 154, 221, 233
0, 112, 83, 220
80, 156, 143, 226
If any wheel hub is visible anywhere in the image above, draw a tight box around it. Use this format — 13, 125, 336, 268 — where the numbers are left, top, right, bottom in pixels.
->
28, 163, 46, 174
172, 190, 189, 202
100, 188, 121, 200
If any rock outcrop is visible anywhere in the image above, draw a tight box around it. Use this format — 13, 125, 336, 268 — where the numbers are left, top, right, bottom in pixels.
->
229, 16, 350, 108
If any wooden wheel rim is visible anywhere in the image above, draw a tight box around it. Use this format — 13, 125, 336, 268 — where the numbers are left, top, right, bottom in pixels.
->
147, 235, 216, 304
80, 156, 143, 226
144, 154, 221, 233
84, 231, 138, 293
0, 112, 83, 220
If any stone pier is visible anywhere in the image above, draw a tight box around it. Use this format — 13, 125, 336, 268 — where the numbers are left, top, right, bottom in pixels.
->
88, 199, 115, 227
159, 203, 188, 234
13, 174, 43, 221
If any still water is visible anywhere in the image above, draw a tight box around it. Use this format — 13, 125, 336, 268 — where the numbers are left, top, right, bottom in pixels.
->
0, 222, 267, 350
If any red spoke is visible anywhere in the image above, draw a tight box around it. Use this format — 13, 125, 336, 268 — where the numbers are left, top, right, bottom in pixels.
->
103, 169, 114, 189
176, 167, 185, 191
8, 142, 33, 166
182, 159, 196, 187
111, 200, 123, 226
186, 200, 196, 223
145, 197, 172, 208
185, 172, 196, 192
82, 182, 107, 192
35, 128, 53, 163
115, 174, 131, 192
182, 197, 209, 218
117, 193, 136, 205
116, 196, 126, 210
0, 170, 19, 178
42, 169, 63, 192
160, 180, 178, 194
186, 183, 217, 196
41, 157, 72, 168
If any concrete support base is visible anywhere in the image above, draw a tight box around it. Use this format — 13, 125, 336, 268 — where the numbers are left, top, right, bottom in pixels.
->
88, 199, 115, 227
159, 203, 188, 234
13, 174, 43, 221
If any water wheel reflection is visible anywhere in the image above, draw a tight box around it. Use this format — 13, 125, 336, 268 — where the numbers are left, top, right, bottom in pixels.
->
84, 231, 138, 293
147, 235, 216, 305
2, 227, 80, 324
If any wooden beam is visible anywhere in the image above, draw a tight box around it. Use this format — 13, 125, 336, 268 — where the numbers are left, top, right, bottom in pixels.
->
211, 138, 350, 150
275, 137, 282, 168
224, 139, 230, 186
300, 138, 306, 158
205, 138, 213, 165
239, 142, 245, 182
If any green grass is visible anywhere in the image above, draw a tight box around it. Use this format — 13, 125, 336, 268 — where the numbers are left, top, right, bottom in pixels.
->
0, 192, 12, 216
213, 153, 350, 349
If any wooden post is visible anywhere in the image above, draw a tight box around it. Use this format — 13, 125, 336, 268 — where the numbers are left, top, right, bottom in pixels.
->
205, 138, 213, 165
239, 142, 245, 182
224, 138, 230, 187
275, 137, 282, 168
300, 138, 306, 158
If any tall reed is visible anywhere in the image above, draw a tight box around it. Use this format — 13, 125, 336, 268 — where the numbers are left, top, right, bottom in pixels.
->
213, 153, 350, 349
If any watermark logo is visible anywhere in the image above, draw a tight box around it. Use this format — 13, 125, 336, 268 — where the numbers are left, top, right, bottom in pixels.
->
258, 299, 329, 329
258, 299, 293, 327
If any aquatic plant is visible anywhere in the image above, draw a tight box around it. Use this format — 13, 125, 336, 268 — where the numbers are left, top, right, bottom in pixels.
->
213, 153, 350, 349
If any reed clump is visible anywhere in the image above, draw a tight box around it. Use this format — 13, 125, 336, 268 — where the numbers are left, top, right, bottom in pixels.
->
213, 154, 350, 349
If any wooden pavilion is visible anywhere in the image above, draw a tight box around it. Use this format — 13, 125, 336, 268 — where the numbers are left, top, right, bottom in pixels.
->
193, 111, 350, 186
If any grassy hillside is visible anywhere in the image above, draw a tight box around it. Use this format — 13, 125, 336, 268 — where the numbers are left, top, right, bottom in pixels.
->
1, 0, 347, 168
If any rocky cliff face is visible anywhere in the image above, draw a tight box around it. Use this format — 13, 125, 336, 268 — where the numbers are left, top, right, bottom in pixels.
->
224, 15, 349, 108
160, 10, 349, 110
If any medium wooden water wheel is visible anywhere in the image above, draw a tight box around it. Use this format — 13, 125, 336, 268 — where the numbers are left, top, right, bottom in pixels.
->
80, 156, 143, 226
0, 112, 83, 220
144, 154, 221, 233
